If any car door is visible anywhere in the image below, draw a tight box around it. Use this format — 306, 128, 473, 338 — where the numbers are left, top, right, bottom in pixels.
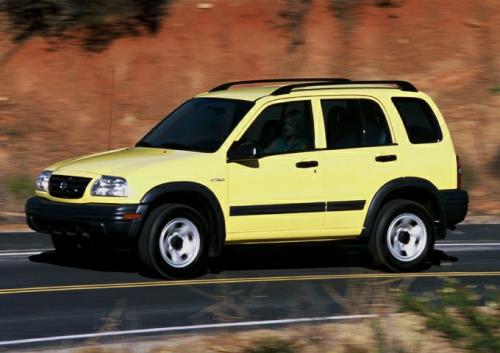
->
226, 99, 325, 241
316, 97, 400, 233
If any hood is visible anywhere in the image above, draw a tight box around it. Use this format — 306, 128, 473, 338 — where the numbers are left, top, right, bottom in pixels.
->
50, 147, 202, 176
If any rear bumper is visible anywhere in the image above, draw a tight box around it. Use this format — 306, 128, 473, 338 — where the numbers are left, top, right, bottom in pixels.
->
25, 196, 148, 241
437, 189, 469, 229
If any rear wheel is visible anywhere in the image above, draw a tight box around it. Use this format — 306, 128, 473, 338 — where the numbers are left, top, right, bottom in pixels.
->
369, 199, 435, 272
138, 204, 208, 279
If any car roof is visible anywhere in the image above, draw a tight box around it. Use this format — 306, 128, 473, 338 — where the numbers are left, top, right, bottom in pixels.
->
197, 84, 418, 102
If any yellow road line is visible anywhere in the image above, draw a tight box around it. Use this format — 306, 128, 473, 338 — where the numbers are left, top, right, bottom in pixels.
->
1, 271, 500, 295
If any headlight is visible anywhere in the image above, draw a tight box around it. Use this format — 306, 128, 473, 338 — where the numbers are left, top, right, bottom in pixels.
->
35, 171, 52, 192
91, 176, 128, 197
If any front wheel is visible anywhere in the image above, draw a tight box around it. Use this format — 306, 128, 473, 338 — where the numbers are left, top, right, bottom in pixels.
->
369, 199, 435, 272
138, 204, 208, 279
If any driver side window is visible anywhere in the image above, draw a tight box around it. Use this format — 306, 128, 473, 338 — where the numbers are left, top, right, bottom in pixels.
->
239, 101, 314, 156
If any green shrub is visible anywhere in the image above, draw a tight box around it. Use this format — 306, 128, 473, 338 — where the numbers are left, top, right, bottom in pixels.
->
246, 338, 296, 353
489, 86, 500, 94
1, 0, 171, 51
4, 174, 33, 198
400, 281, 500, 353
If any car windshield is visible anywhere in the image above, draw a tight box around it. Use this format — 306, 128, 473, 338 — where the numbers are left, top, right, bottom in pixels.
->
136, 98, 254, 152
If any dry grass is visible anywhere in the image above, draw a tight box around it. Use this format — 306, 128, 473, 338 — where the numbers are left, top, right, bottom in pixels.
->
23, 281, 500, 353
30, 314, 457, 353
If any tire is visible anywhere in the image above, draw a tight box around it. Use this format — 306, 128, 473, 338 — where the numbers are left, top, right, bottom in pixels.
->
369, 199, 435, 272
138, 203, 208, 279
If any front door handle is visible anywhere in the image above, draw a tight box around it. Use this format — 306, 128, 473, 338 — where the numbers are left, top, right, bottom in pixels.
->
296, 161, 318, 168
375, 155, 397, 162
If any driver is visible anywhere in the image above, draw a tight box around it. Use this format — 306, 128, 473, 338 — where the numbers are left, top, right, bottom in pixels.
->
264, 109, 309, 154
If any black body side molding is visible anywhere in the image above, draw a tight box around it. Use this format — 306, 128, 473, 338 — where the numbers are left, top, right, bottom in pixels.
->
230, 200, 365, 216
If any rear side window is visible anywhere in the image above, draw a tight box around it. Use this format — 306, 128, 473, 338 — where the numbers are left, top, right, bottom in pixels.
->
360, 99, 392, 146
321, 99, 392, 149
392, 97, 442, 144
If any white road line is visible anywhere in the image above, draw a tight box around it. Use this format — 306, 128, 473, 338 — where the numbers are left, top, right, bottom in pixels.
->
0, 313, 378, 346
0, 249, 51, 253
436, 243, 500, 247
0, 251, 43, 257
0, 243, 499, 257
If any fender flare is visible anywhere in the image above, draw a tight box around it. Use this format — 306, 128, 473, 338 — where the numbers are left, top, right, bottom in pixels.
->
361, 177, 446, 239
141, 182, 226, 257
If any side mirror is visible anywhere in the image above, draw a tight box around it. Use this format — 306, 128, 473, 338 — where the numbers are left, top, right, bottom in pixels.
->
227, 142, 259, 162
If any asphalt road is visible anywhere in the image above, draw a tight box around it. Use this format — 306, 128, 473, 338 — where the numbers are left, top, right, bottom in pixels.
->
0, 224, 499, 351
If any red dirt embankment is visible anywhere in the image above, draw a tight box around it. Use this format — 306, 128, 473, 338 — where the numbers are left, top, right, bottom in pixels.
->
0, 0, 499, 214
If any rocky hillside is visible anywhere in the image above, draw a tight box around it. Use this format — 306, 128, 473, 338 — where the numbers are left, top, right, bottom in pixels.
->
0, 0, 498, 214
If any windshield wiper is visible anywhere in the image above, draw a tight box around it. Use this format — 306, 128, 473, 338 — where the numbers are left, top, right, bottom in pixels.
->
158, 142, 192, 151
136, 141, 193, 150
136, 141, 153, 147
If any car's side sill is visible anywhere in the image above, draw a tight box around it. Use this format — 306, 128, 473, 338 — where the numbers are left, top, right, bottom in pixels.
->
226, 227, 362, 243
225, 236, 360, 245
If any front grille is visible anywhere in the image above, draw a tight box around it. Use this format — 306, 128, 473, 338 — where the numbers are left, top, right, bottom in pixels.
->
48, 175, 92, 199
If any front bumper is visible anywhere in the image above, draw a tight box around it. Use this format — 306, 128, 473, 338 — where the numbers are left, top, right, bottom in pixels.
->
437, 189, 469, 229
25, 196, 148, 241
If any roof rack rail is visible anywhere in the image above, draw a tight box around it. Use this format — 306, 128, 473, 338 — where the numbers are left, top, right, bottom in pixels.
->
271, 80, 418, 95
350, 80, 418, 92
209, 78, 350, 92
271, 80, 351, 95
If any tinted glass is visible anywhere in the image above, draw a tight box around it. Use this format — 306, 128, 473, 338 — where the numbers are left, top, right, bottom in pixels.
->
137, 98, 254, 152
322, 99, 363, 148
392, 97, 442, 144
321, 99, 391, 149
238, 101, 314, 155
360, 99, 392, 146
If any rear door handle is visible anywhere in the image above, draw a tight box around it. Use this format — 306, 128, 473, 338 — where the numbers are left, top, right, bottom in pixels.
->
375, 155, 397, 162
296, 161, 318, 168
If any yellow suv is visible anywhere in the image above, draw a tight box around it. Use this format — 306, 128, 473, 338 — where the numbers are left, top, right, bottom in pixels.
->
26, 78, 468, 278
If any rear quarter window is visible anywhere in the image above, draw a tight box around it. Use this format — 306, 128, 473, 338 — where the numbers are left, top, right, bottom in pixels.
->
392, 97, 442, 144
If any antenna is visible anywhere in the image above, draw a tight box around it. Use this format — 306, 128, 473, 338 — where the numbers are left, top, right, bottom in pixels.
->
107, 66, 115, 150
